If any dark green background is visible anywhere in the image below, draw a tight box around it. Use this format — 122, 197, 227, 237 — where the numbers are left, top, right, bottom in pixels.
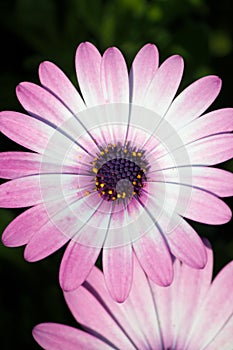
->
0, 0, 233, 348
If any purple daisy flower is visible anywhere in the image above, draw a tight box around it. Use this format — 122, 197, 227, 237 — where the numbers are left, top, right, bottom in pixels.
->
0, 42, 233, 302
33, 242, 233, 349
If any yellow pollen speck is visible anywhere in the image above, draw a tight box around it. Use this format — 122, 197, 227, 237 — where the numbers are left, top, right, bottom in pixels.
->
78, 155, 82, 158
122, 192, 126, 198
123, 149, 128, 153
100, 151, 105, 155
84, 191, 90, 196
117, 193, 121, 198
132, 181, 137, 185
93, 167, 98, 173
137, 152, 142, 157
105, 148, 109, 153
137, 174, 141, 179
132, 151, 137, 157
112, 196, 116, 200
102, 191, 105, 195
100, 183, 105, 188
132, 191, 136, 195
95, 181, 99, 186
113, 143, 116, 147
108, 190, 113, 194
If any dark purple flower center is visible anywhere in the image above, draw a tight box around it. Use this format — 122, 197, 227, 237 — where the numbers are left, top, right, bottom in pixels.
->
92, 142, 149, 201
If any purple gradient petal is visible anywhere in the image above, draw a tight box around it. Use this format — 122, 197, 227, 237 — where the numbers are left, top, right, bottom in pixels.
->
0, 151, 78, 179
179, 108, 233, 143
39, 61, 86, 113
185, 133, 233, 165
16, 82, 72, 125
165, 215, 207, 268
75, 42, 104, 106
156, 166, 233, 197
133, 227, 174, 286
2, 205, 43, 247
144, 55, 184, 116
165, 75, 222, 128
24, 225, 69, 262
0, 111, 53, 153
102, 245, 133, 302
0, 174, 78, 208
33, 323, 112, 350
101, 47, 129, 103
59, 241, 101, 291
129, 43, 159, 104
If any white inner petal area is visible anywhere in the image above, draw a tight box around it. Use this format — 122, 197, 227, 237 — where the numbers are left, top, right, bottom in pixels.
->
38, 104, 192, 248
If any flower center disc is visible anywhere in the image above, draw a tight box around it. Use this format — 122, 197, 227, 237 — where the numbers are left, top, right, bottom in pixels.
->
92, 142, 149, 202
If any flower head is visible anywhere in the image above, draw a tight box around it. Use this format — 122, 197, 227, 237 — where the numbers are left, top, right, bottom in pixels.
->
33, 242, 233, 349
0, 42, 233, 301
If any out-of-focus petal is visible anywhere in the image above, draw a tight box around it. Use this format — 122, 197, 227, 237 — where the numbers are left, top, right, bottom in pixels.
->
186, 260, 233, 349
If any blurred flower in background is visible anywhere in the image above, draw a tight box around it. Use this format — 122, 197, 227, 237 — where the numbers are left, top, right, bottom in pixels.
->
33, 241, 233, 350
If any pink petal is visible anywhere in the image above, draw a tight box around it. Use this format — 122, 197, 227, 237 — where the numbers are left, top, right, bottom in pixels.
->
59, 197, 112, 291
0, 152, 42, 179
33, 323, 112, 350
165, 215, 207, 268
2, 204, 47, 247
24, 223, 69, 262
203, 316, 233, 350
186, 133, 233, 165
148, 259, 181, 350
0, 176, 44, 208
165, 75, 222, 128
179, 108, 233, 143
149, 240, 213, 350
0, 174, 78, 208
171, 240, 213, 349
16, 82, 73, 125
147, 181, 232, 225
59, 241, 101, 291
129, 43, 159, 104
187, 260, 233, 349
190, 167, 233, 197
101, 47, 129, 103
125, 255, 163, 348
157, 166, 233, 197
39, 61, 86, 113
24, 192, 101, 262
144, 55, 184, 116
75, 42, 105, 107
133, 226, 173, 286
65, 275, 136, 349
102, 245, 133, 302
0, 151, 78, 179
154, 133, 233, 170
0, 111, 53, 153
